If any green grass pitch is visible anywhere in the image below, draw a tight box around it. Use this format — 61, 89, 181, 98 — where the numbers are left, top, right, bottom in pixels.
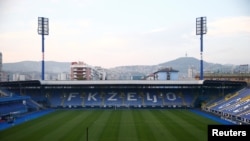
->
0, 109, 220, 141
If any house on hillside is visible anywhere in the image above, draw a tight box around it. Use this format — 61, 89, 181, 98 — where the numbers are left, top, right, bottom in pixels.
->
146, 67, 179, 80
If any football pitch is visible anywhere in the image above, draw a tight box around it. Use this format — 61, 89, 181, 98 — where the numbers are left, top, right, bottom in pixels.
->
0, 109, 220, 141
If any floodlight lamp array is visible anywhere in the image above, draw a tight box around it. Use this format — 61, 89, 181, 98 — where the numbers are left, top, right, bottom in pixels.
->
196, 17, 207, 35
38, 17, 49, 35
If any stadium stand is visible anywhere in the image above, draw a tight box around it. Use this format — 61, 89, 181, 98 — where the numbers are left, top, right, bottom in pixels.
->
0, 95, 30, 123
0, 85, 46, 123
45, 90, 200, 108
0, 96, 29, 115
0, 79, 249, 124
204, 88, 250, 124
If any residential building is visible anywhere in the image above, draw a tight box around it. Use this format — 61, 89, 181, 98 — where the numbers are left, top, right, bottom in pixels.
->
146, 67, 179, 80
70, 61, 105, 80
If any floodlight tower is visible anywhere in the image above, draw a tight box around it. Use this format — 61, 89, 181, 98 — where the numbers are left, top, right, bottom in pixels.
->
38, 17, 49, 80
196, 17, 207, 80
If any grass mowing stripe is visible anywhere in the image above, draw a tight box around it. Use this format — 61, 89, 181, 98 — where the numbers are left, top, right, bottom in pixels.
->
23, 110, 81, 141
160, 110, 206, 141
98, 110, 122, 141
157, 110, 196, 141
0, 111, 55, 140
176, 110, 220, 131
59, 110, 104, 141
118, 110, 138, 141
98, 110, 121, 141
46, 111, 82, 141
40, 110, 94, 141
0, 110, 68, 141
145, 110, 179, 141
132, 110, 157, 141
149, 110, 178, 141
190, 110, 221, 126
0, 109, 219, 141
88, 110, 112, 141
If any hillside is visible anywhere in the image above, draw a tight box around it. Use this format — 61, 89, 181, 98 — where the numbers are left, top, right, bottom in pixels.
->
3, 61, 70, 73
2, 57, 236, 79
158, 57, 226, 74
107, 57, 233, 79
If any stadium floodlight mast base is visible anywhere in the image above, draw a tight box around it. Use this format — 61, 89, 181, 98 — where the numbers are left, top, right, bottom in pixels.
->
196, 17, 207, 80
37, 17, 49, 80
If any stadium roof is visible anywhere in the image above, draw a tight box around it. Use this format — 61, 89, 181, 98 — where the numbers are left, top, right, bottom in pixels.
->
0, 80, 247, 88
40, 80, 204, 85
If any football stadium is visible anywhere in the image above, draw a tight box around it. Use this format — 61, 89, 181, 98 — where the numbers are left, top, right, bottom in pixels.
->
0, 79, 249, 141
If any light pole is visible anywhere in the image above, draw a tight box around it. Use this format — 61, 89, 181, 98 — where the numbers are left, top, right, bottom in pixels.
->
196, 17, 207, 80
38, 17, 49, 80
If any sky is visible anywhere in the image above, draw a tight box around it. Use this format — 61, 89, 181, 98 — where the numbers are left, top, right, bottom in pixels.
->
0, 0, 249, 68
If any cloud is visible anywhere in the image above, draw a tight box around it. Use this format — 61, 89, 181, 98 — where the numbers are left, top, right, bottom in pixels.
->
208, 16, 250, 37
49, 19, 92, 36
142, 27, 168, 34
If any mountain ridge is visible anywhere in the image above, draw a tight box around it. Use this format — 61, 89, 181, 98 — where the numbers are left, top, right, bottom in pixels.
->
2, 57, 239, 79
